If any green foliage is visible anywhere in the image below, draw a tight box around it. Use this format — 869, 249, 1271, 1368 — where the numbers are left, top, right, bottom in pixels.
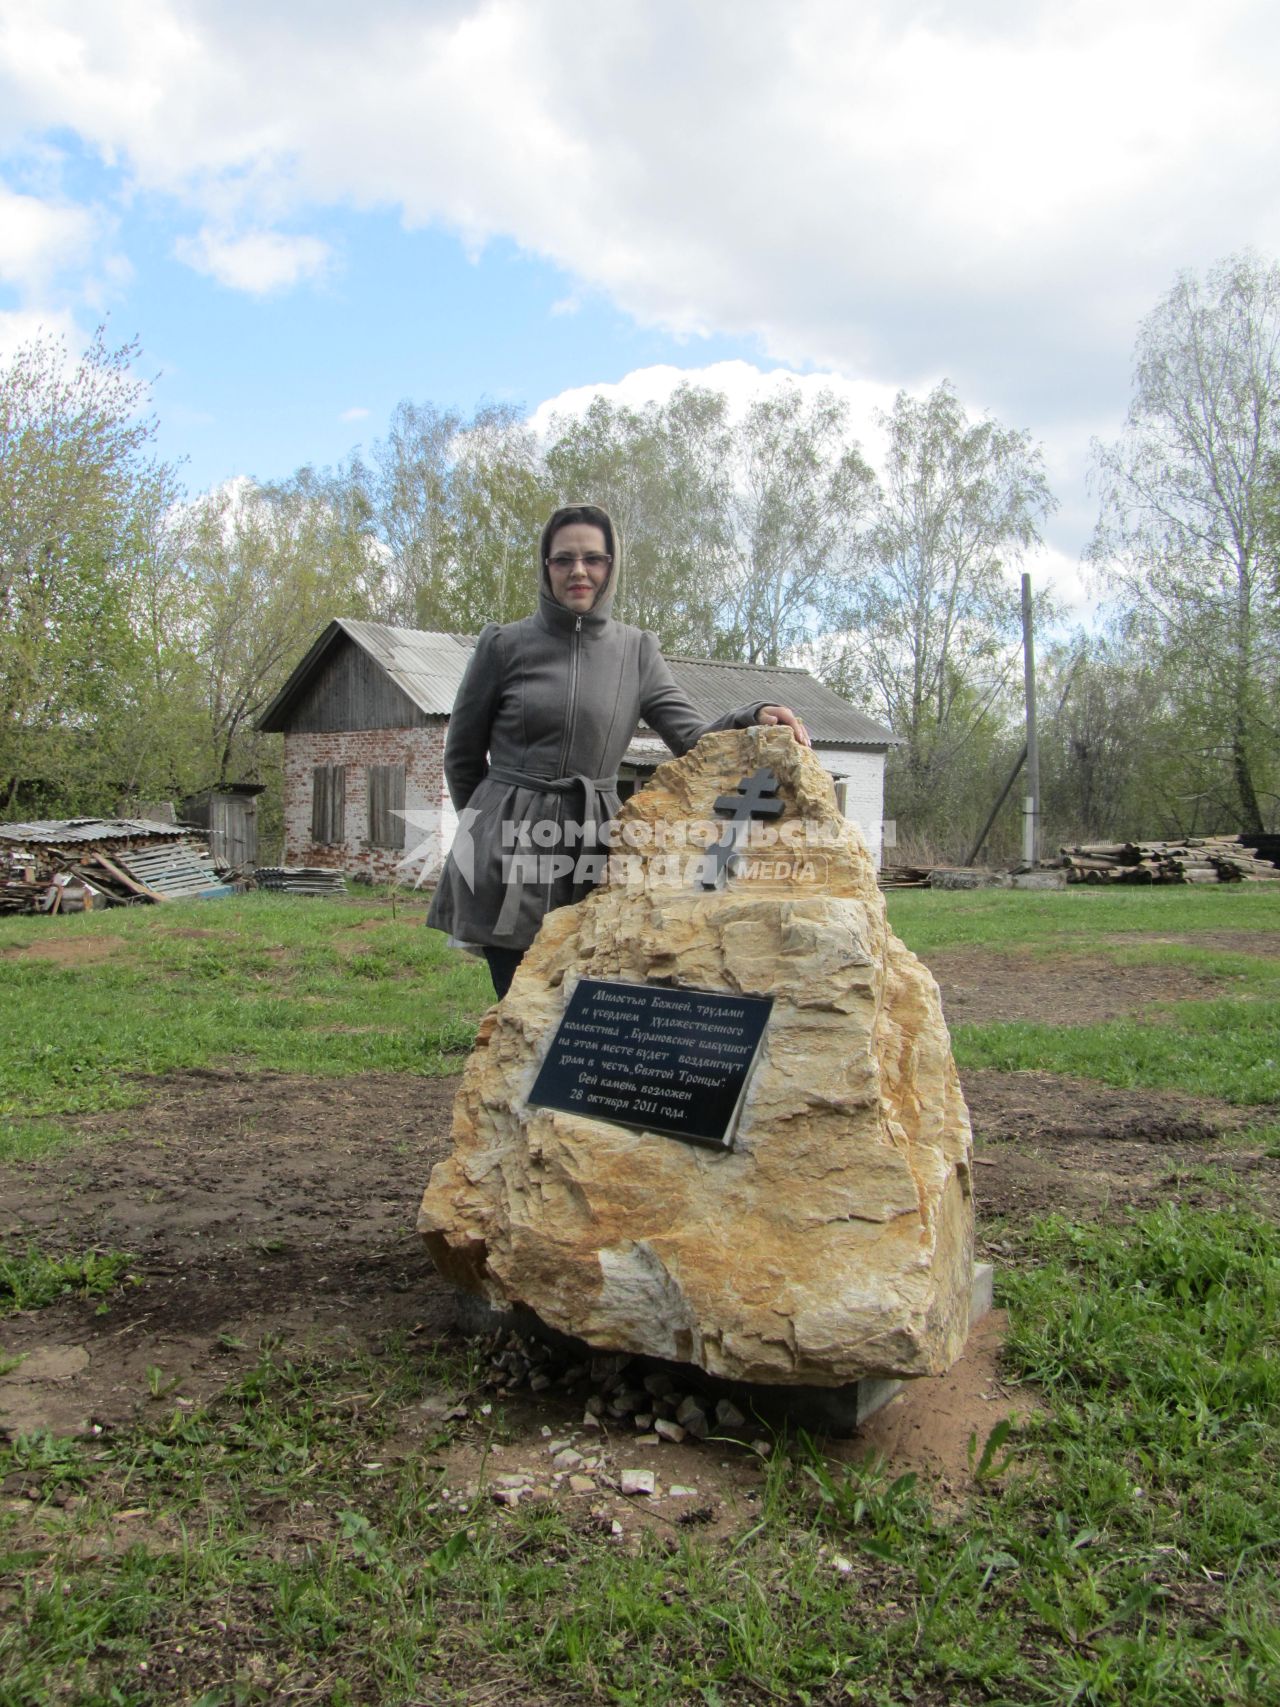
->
0, 328, 179, 816
371, 398, 551, 632
720, 382, 875, 666
0, 1245, 134, 1314
824, 380, 1056, 856
1092, 252, 1280, 835
177, 464, 384, 793
544, 387, 729, 653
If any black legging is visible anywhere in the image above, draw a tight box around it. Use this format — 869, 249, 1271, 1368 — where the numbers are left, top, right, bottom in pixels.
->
482, 946, 524, 999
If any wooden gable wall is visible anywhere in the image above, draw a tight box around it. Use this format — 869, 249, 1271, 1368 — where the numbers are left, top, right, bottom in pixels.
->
275, 634, 430, 734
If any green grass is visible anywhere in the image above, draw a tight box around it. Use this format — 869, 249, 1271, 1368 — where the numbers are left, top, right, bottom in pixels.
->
0, 1246, 135, 1315
2, 886, 1279, 1700
888, 886, 1280, 1107
1, 1204, 1277, 1704
952, 997, 1280, 1104
0, 894, 492, 1156
3, 884, 1274, 1161
886, 883, 1280, 956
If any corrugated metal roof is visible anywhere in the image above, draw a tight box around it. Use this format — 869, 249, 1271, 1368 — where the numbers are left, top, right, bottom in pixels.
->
260, 620, 899, 747
658, 658, 901, 748
622, 734, 672, 767
257, 619, 477, 729
0, 818, 192, 845
336, 621, 476, 715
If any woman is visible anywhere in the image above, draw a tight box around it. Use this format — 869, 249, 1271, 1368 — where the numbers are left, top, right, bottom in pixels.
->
428, 504, 810, 997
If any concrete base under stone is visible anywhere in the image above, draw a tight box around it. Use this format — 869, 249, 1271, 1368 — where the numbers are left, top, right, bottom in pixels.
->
452, 1263, 995, 1437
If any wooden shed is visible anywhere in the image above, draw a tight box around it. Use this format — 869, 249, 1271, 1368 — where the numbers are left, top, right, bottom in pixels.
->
179, 784, 264, 871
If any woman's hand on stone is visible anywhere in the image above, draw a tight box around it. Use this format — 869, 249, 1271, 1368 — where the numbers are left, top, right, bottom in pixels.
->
757, 704, 811, 747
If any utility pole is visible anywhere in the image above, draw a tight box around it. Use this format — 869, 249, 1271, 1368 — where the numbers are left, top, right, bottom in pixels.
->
1021, 572, 1039, 868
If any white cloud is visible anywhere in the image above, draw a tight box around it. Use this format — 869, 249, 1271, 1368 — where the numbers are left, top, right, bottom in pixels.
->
531, 359, 902, 460
339, 405, 371, 422
1, 0, 1277, 531
0, 181, 99, 291
0, 304, 82, 365
1, 3, 1274, 340
173, 226, 331, 294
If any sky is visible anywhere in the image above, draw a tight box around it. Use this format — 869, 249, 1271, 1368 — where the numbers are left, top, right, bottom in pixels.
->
2, 0, 1279, 618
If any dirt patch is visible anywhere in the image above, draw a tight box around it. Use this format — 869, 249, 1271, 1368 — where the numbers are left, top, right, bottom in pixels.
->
0, 934, 125, 967
0, 1064, 1048, 1518
928, 945, 1228, 1026
381, 1306, 1029, 1539
964, 1067, 1280, 1226
963, 1066, 1250, 1146
845, 1309, 1035, 1495
0, 1070, 458, 1438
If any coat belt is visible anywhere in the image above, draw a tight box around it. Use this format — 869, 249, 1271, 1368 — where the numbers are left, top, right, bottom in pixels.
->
485, 765, 619, 846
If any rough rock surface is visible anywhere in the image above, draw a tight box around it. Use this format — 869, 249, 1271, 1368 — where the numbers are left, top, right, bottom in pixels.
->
419, 729, 974, 1385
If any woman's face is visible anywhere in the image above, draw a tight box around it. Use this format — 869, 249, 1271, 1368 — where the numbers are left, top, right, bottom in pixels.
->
546, 522, 611, 612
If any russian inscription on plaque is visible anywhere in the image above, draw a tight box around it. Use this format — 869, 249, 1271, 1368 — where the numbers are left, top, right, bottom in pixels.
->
528, 978, 773, 1149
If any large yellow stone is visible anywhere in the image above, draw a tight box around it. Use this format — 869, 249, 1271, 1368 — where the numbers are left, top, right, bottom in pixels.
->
419, 729, 974, 1384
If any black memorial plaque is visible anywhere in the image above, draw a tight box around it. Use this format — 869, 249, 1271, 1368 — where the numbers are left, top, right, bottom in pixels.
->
527, 978, 773, 1149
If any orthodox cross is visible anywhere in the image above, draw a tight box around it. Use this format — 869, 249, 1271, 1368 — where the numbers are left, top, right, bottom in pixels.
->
698, 768, 785, 890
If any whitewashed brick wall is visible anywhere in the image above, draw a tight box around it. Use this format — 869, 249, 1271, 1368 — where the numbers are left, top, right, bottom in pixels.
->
819, 747, 888, 866
282, 722, 450, 883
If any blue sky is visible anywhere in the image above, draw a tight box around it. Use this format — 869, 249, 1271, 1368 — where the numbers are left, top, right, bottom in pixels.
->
3, 0, 1279, 615
134, 209, 758, 489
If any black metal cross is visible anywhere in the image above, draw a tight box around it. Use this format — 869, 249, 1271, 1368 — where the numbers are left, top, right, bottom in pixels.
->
698, 767, 785, 890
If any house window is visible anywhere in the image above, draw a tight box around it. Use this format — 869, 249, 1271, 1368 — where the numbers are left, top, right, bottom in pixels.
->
367, 763, 406, 849
312, 764, 346, 844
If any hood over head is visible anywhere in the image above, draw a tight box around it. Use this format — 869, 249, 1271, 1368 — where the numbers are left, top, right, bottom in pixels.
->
538, 503, 621, 628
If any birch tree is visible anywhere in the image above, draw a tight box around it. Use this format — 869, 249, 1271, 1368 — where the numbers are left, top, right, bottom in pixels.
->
833, 382, 1054, 823
721, 384, 874, 665
544, 386, 732, 654
1092, 253, 1280, 833
183, 467, 382, 783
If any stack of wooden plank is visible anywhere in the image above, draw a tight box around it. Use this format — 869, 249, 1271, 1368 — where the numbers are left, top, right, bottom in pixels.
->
1059, 835, 1280, 884
0, 818, 224, 913
877, 864, 934, 889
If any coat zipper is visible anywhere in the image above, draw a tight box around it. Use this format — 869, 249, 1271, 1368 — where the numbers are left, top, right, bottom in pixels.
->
546, 613, 582, 913
558, 614, 583, 773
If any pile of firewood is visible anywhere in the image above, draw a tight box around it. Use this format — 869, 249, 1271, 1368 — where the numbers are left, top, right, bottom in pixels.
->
1059, 835, 1280, 885
877, 864, 934, 889
0, 819, 222, 913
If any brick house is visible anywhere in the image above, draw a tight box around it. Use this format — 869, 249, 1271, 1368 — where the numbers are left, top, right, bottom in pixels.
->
258, 619, 902, 880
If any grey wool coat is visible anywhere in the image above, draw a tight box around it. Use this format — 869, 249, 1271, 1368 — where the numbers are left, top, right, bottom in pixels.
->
427, 513, 765, 950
